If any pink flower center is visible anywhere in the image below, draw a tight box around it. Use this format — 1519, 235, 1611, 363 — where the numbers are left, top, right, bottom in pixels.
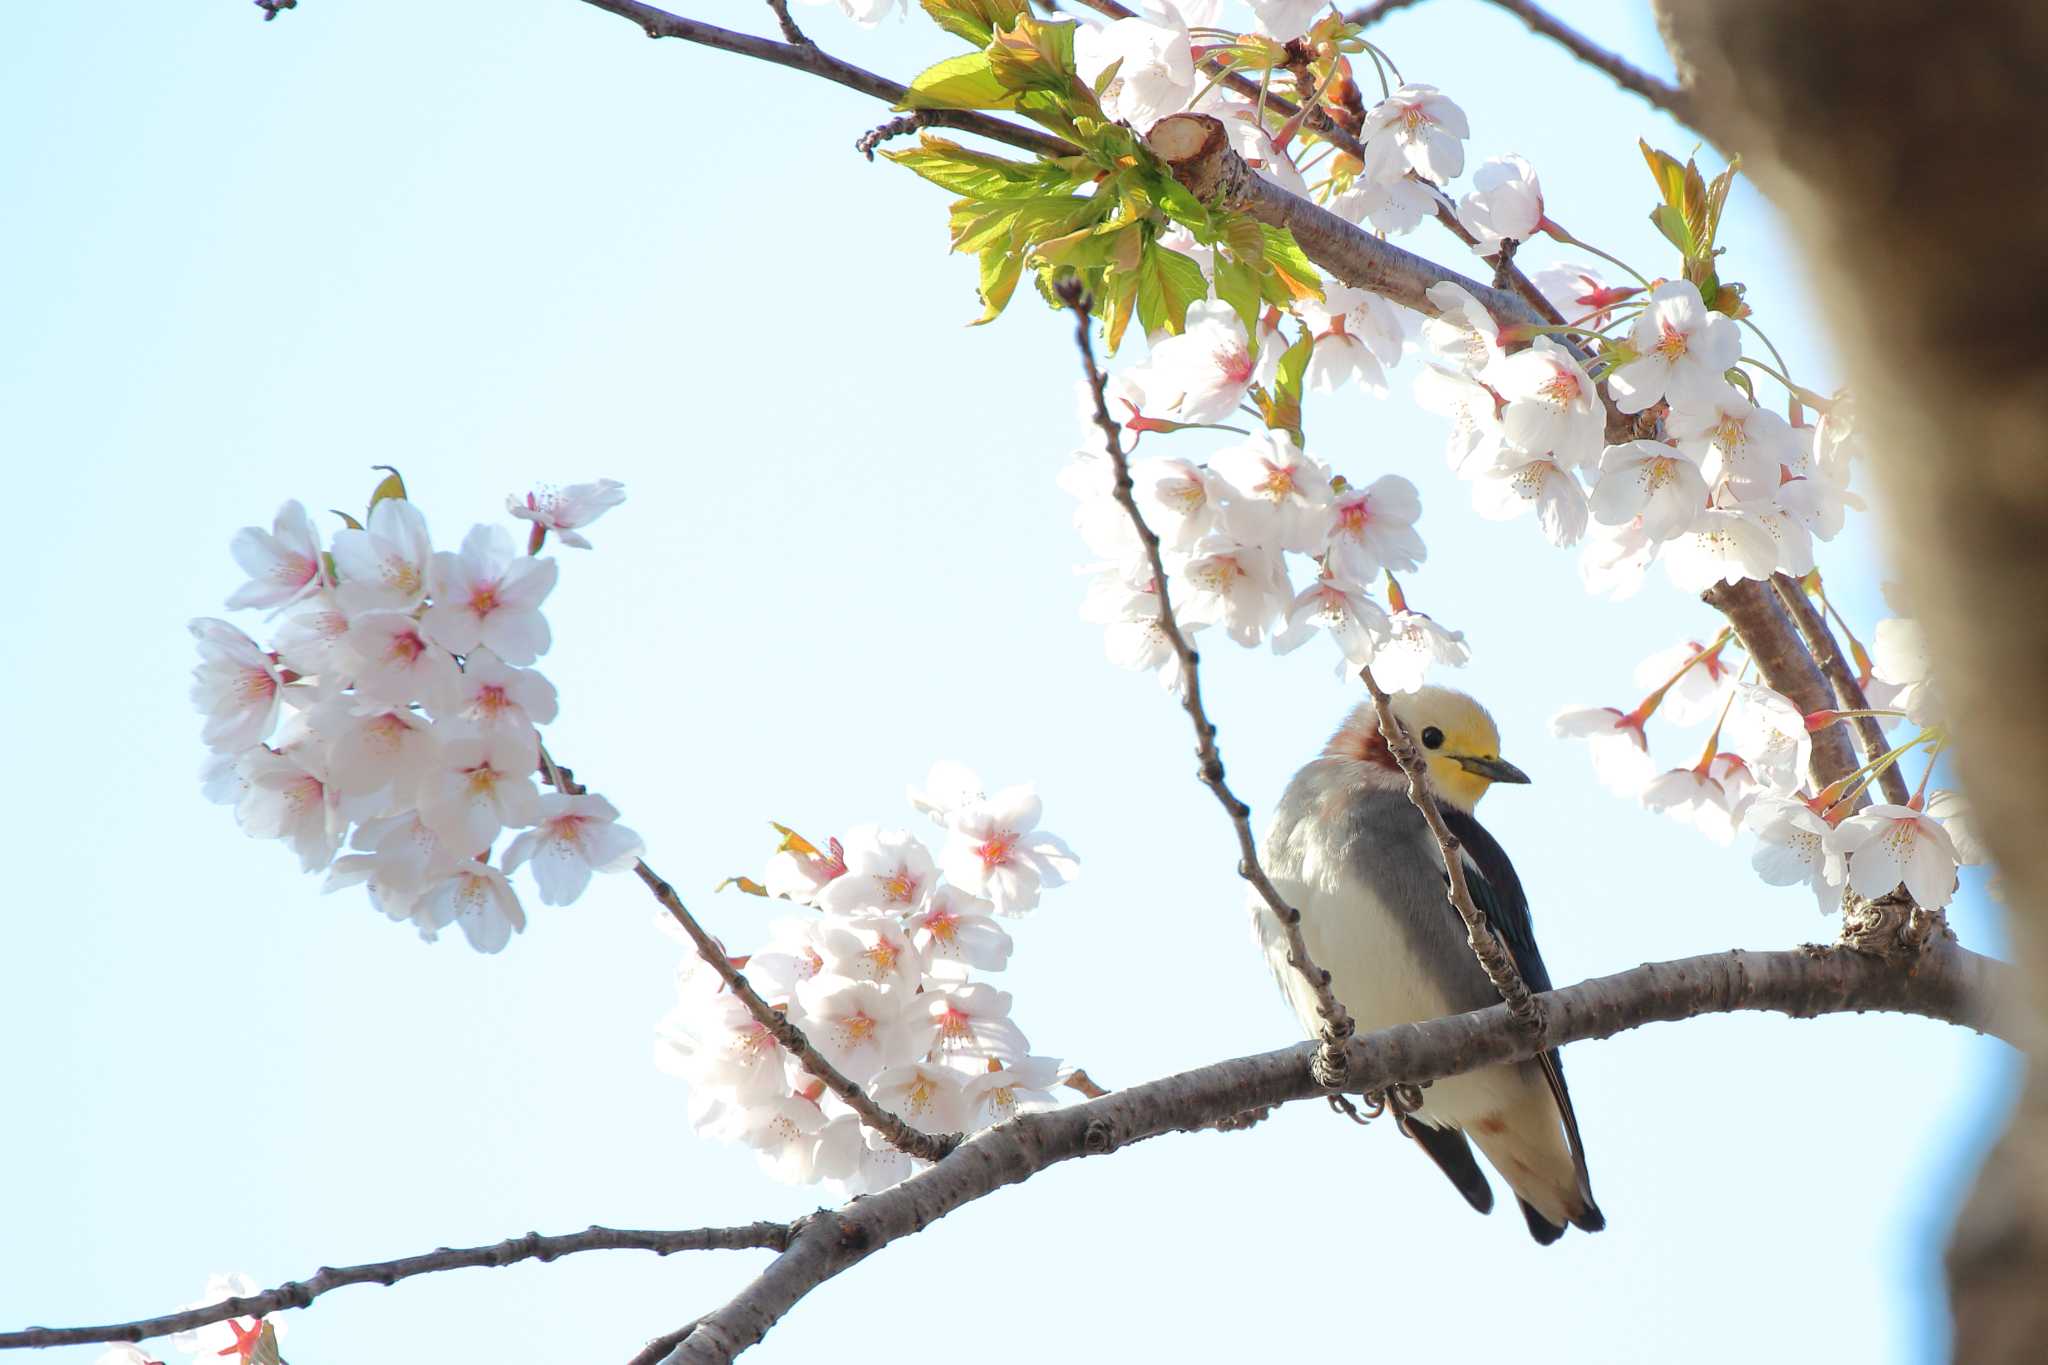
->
935, 1006, 973, 1040
387, 629, 425, 664
1653, 319, 1690, 362
1539, 366, 1581, 406
1336, 498, 1369, 535
1255, 461, 1298, 500
974, 830, 1018, 871
467, 582, 503, 617
878, 869, 920, 904
1214, 343, 1253, 386
923, 909, 960, 944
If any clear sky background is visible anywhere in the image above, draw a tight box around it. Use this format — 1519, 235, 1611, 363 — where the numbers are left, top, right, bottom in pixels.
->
0, 2, 2014, 1363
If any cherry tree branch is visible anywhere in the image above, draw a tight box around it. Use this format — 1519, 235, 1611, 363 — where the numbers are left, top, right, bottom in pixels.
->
1062, 284, 1358, 1083
1771, 573, 1913, 806
573, 0, 1075, 159
1469, 0, 1715, 147
536, 747, 957, 1163
1358, 666, 1540, 1030
664, 941, 2009, 1363
0, 1225, 790, 1351
1702, 578, 1860, 792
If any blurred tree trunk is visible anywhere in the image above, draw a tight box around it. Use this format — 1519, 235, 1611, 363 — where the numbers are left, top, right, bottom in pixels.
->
1649, 4, 2048, 1358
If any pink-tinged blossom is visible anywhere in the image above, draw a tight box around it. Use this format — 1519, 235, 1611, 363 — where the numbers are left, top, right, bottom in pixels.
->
348, 810, 452, 892
1667, 386, 1801, 496
1633, 639, 1736, 727
1129, 455, 1222, 551
418, 734, 543, 856
200, 749, 248, 806
763, 836, 845, 906
792, 976, 922, 1085
1871, 617, 1940, 725
940, 785, 1079, 916
1359, 83, 1469, 184
325, 850, 430, 933
962, 1056, 1062, 1130
322, 704, 437, 799
1590, 440, 1708, 542
1494, 338, 1603, 472
272, 595, 351, 679
1722, 682, 1813, 794
1640, 766, 1741, 845
1138, 300, 1255, 425
236, 747, 343, 872
926, 982, 1029, 1064
1607, 280, 1741, 414
906, 885, 1012, 974
1072, 7, 1194, 131
1457, 154, 1545, 253
429, 648, 560, 749
1579, 518, 1657, 601
344, 610, 459, 707
189, 618, 283, 752
502, 792, 644, 906
742, 916, 831, 1000
1414, 364, 1507, 476
506, 478, 627, 550
1533, 264, 1640, 329
1374, 610, 1470, 694
330, 497, 433, 616
1471, 451, 1590, 547
1777, 473, 1853, 543
1272, 568, 1389, 675
1421, 282, 1505, 379
816, 825, 937, 917
225, 500, 325, 612
1175, 536, 1291, 647
1211, 431, 1335, 553
1662, 509, 1780, 593
1332, 172, 1439, 236
1744, 795, 1845, 914
1095, 580, 1201, 690
1737, 498, 1816, 577
1811, 399, 1863, 487
736, 1094, 835, 1185
415, 862, 527, 953
656, 988, 790, 1108
908, 760, 986, 828
869, 1062, 967, 1135
815, 915, 922, 994
1323, 474, 1425, 582
1551, 706, 1655, 796
1825, 804, 1960, 910
1299, 283, 1404, 396
422, 524, 558, 664
1925, 790, 1988, 866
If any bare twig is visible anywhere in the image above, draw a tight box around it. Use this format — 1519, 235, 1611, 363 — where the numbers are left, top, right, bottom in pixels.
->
1061, 284, 1356, 1085
574, 0, 1075, 160
534, 746, 956, 1163
1771, 573, 1911, 807
665, 941, 2008, 1362
1471, 0, 1714, 147
1357, 666, 1541, 1031
630, 1320, 703, 1365
1346, 0, 1431, 25
762, 0, 809, 48
857, 112, 932, 161
0, 1225, 788, 1351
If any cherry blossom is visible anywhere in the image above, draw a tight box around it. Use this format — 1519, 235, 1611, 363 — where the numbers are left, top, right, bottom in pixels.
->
1552, 706, 1655, 796
506, 478, 627, 550
869, 1062, 967, 1135
1332, 171, 1439, 236
1073, 6, 1194, 131
1359, 83, 1469, 184
939, 784, 1079, 915
1174, 536, 1291, 646
1457, 154, 1545, 253
502, 792, 644, 906
1632, 639, 1736, 727
1925, 790, 1988, 866
1245, 0, 1325, 40
236, 746, 343, 871
430, 648, 560, 749
735, 1094, 837, 1185
1374, 609, 1470, 694
189, 618, 283, 752
1825, 804, 1960, 910
1493, 338, 1603, 472
418, 734, 543, 855
1641, 766, 1742, 845
926, 982, 1029, 1064
1721, 682, 1812, 794
909, 760, 987, 827
1421, 281, 1505, 379
347, 810, 453, 893
1272, 568, 1389, 674
816, 826, 937, 917
344, 610, 459, 707
1128, 455, 1222, 551
272, 594, 351, 678
1414, 364, 1507, 476
1578, 518, 1657, 600
331, 497, 433, 616
170, 1272, 282, 1362
224, 500, 325, 613
422, 524, 558, 664
1871, 617, 1940, 725
1606, 280, 1741, 414
1590, 440, 1709, 542
1211, 431, 1334, 553
1533, 263, 1640, 328
815, 915, 922, 994
320, 703, 437, 799
1471, 450, 1590, 547
1299, 282, 1404, 395
1136, 300, 1254, 425
1668, 386, 1801, 496
1744, 795, 1845, 913
962, 1056, 1062, 1129
1323, 474, 1425, 582
1661, 509, 1780, 593
793, 976, 923, 1085
905, 885, 1012, 974
415, 862, 527, 953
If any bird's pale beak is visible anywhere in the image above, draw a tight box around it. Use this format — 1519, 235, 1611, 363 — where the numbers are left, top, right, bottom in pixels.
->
1454, 754, 1531, 784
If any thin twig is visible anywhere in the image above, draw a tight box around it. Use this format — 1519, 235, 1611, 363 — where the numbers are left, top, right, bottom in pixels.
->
534, 745, 957, 1163
857, 112, 932, 161
1771, 573, 1911, 807
1356, 666, 1542, 1032
762, 0, 809, 47
1060, 282, 1357, 1085
666, 941, 2007, 1362
1346, 0, 1431, 25
575, 0, 1075, 160
1702, 578, 1859, 792
1470, 0, 1713, 146
630, 1320, 703, 1365
0, 1225, 788, 1350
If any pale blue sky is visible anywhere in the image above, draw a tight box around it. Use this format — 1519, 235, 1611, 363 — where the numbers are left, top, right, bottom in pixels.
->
0, 3, 2013, 1363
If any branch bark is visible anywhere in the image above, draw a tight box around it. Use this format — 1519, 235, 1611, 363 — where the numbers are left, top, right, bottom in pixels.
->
1770, 572, 1910, 806
1700, 577, 1859, 792
0, 1225, 789, 1351
665, 942, 2010, 1363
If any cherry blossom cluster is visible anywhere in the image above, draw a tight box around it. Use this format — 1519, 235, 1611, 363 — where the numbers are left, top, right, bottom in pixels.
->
188, 478, 639, 952
1552, 595, 1976, 914
655, 763, 1077, 1193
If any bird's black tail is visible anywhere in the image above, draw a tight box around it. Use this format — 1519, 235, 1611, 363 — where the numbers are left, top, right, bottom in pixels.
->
1397, 1112, 1494, 1215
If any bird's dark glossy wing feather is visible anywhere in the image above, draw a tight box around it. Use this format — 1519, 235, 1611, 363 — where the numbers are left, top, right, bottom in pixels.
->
1396, 1111, 1494, 1215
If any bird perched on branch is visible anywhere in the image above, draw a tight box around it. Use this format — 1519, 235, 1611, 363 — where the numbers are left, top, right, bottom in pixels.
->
1255, 686, 1603, 1243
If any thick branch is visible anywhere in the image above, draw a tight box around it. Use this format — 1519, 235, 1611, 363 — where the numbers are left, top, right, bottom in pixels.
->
1472, 0, 1715, 146
575, 0, 1075, 159
0, 1225, 789, 1351
1771, 573, 1911, 806
1064, 288, 1357, 1080
1701, 578, 1858, 791
668, 941, 2009, 1362
1358, 666, 1540, 1030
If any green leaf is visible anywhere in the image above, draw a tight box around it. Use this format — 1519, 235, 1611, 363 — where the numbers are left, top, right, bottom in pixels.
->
986, 14, 1079, 96
1136, 242, 1209, 336
1257, 224, 1322, 303
327, 509, 364, 532
1098, 265, 1141, 354
1213, 252, 1262, 332
1090, 55, 1124, 100
884, 135, 1081, 200
367, 464, 407, 515
899, 52, 1017, 112
920, 0, 1029, 46
973, 241, 1026, 324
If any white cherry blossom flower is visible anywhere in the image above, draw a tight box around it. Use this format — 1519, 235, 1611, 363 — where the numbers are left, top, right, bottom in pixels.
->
419, 734, 543, 855
1421, 281, 1505, 379
422, 524, 558, 664
1272, 568, 1389, 675
200, 749, 248, 806
1073, 7, 1194, 131
1641, 766, 1741, 845
347, 810, 453, 893
1579, 518, 1657, 600
322, 704, 437, 800
1494, 338, 1603, 472
657, 988, 789, 1107
1533, 264, 1640, 329
793, 976, 922, 1085
1590, 440, 1708, 542
816, 826, 937, 917
1826, 803, 1960, 910
1138, 300, 1254, 425
1871, 617, 1940, 725
507, 478, 626, 550
1211, 431, 1334, 552
1606, 280, 1740, 414
1129, 455, 1221, 551
429, 648, 560, 750
1722, 682, 1812, 794
331, 497, 433, 616
1744, 795, 1845, 913
225, 500, 325, 613
869, 1062, 967, 1135
1245, 0, 1326, 40
962, 1056, 1062, 1130
1739, 498, 1816, 577
1374, 609, 1470, 693
1632, 639, 1736, 727
925, 982, 1029, 1064
1661, 509, 1780, 592
815, 915, 922, 994
272, 594, 351, 679
237, 746, 343, 872
1551, 705, 1655, 796
1323, 474, 1425, 581
344, 610, 459, 707
1777, 473, 1853, 542
1414, 363, 1507, 476
1668, 386, 1800, 496
502, 792, 644, 906
905, 885, 1012, 974
1331, 172, 1439, 236
1098, 581, 1199, 690
189, 618, 283, 752
1299, 282, 1403, 395
416, 862, 527, 953
1457, 154, 1545, 252
909, 761, 986, 827
1359, 83, 1469, 184
736, 1094, 834, 1185
1471, 451, 1589, 547
743, 916, 831, 999
939, 785, 1079, 915
1174, 536, 1291, 646
1924, 790, 1988, 866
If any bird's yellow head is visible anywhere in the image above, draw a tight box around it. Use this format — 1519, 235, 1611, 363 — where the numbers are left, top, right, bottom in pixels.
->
1324, 686, 1530, 811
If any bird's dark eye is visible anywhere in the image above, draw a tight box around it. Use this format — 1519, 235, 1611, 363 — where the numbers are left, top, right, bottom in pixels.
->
1421, 726, 1445, 750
